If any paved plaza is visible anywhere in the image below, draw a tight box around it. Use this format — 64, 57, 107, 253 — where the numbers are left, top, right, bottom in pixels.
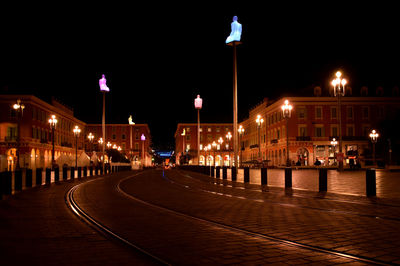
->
1, 169, 400, 265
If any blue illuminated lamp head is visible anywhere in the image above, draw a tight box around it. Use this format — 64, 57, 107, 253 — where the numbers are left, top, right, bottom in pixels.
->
226, 16, 242, 44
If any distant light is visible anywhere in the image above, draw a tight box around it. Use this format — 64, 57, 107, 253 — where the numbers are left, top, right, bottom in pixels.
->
194, 95, 203, 109
141, 134, 146, 141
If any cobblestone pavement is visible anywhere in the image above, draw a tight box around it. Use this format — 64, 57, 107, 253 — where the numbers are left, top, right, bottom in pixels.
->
2, 169, 400, 265
0, 174, 158, 266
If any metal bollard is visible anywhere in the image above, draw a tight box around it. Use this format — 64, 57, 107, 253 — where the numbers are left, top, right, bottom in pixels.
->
285, 167, 292, 188
26, 169, 33, 188
83, 167, 87, 177
231, 167, 237, 181
319, 168, 328, 192
90, 166, 93, 176
2, 171, 12, 195
70, 167, 75, 179
222, 167, 227, 180
211, 166, 215, 177
78, 167, 82, 178
100, 166, 104, 175
261, 168, 268, 185
205, 166, 210, 176
366, 169, 376, 197
15, 170, 23, 191
63, 167, 68, 180
54, 168, 60, 182
216, 166, 220, 178
45, 168, 51, 185
244, 167, 250, 183
36, 168, 43, 186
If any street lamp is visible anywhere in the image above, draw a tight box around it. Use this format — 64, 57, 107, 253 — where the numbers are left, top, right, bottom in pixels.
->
369, 129, 379, 166
73, 126, 81, 169
212, 141, 217, 167
181, 129, 186, 165
331, 71, 347, 171
106, 141, 112, 149
99, 74, 110, 175
48, 115, 58, 169
226, 132, 232, 167
13, 99, 25, 170
330, 138, 338, 165
194, 95, 203, 165
204, 146, 208, 166
87, 132, 94, 153
256, 114, 264, 162
238, 125, 245, 167
281, 100, 293, 166
141, 134, 146, 167
129, 115, 135, 161
218, 137, 224, 167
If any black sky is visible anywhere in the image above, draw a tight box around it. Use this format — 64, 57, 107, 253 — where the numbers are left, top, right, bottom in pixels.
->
1, 3, 399, 150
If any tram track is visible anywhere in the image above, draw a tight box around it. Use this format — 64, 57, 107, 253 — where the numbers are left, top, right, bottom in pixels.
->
66, 170, 393, 265
65, 176, 170, 266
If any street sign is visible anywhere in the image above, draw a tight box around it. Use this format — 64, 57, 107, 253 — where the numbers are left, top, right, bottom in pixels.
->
337, 152, 344, 162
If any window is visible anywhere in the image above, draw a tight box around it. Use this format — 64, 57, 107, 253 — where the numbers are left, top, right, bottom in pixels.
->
32, 107, 36, 119
299, 126, 307, 136
112, 127, 116, 133
377, 106, 384, 118
216, 127, 220, 132
112, 134, 116, 140
315, 126, 324, 137
347, 106, 353, 119
122, 143, 126, 150
208, 128, 212, 132
315, 107, 322, 119
297, 107, 307, 119
7, 126, 17, 140
347, 125, 354, 136
207, 134, 212, 141
186, 144, 190, 151
186, 127, 191, 132
200, 144, 203, 150
331, 125, 338, 137
200, 127, 203, 132
186, 134, 191, 141
135, 143, 139, 150
362, 106, 369, 119
277, 129, 280, 139
331, 107, 337, 119
122, 134, 126, 140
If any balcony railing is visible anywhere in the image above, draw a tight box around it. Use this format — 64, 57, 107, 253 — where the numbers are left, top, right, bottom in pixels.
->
4, 136, 17, 142
296, 136, 311, 141
249, 144, 259, 149
270, 139, 278, 144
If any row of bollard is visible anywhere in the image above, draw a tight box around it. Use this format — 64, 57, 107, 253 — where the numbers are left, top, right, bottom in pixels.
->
1, 165, 132, 199
179, 165, 378, 197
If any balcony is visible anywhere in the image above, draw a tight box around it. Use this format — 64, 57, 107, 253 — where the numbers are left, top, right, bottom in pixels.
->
249, 144, 259, 149
4, 136, 17, 142
270, 139, 278, 144
296, 136, 311, 141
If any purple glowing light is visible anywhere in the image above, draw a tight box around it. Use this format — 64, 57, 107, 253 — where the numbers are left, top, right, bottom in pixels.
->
99, 74, 110, 92
194, 95, 203, 109
141, 134, 146, 141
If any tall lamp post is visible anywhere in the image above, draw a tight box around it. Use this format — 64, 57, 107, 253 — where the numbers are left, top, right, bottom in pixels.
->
204, 146, 208, 166
73, 126, 81, 169
331, 138, 338, 165
256, 115, 264, 161
48, 115, 58, 169
87, 132, 94, 153
238, 125, 245, 167
331, 71, 347, 171
194, 95, 203, 165
141, 134, 146, 167
13, 99, 25, 170
129, 115, 135, 161
226, 16, 242, 167
181, 129, 186, 165
369, 129, 379, 167
226, 132, 232, 167
212, 141, 217, 167
281, 100, 293, 166
218, 137, 224, 166
99, 74, 110, 175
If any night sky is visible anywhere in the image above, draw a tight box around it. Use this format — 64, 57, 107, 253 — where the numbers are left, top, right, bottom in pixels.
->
1, 3, 399, 150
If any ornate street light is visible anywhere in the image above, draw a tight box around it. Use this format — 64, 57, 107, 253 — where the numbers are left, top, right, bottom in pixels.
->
281, 100, 293, 166
238, 125, 245, 168
48, 115, 58, 169
99, 74, 110, 174
212, 141, 217, 167
369, 129, 379, 166
13, 99, 25, 170
226, 132, 232, 167
73, 126, 81, 169
330, 138, 338, 165
106, 141, 112, 149
87, 132, 94, 153
129, 115, 135, 161
331, 71, 347, 171
141, 134, 146, 167
256, 114, 264, 161
194, 95, 203, 165
218, 137, 224, 167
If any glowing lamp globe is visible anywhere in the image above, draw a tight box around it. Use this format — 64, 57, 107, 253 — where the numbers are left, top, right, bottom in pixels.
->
194, 95, 203, 109
99, 74, 110, 92
141, 134, 146, 141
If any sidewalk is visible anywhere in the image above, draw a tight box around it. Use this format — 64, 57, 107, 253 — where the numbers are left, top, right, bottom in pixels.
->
0, 175, 157, 266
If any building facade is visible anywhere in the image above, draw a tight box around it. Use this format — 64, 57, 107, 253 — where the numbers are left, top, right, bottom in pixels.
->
239, 95, 400, 167
85, 124, 151, 166
0, 95, 152, 171
175, 123, 233, 166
